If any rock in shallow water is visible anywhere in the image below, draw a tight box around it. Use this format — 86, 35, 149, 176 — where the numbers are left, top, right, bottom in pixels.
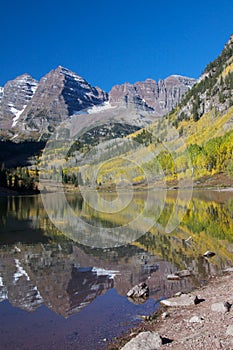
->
127, 282, 149, 299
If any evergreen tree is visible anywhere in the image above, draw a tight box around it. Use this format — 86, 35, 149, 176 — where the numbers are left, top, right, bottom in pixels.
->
0, 163, 8, 188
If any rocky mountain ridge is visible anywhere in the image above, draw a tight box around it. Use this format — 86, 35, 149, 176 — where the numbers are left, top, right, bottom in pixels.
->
0, 66, 196, 141
109, 75, 196, 116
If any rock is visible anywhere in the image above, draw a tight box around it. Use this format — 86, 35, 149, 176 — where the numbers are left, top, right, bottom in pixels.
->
226, 325, 233, 336
127, 282, 149, 299
137, 314, 150, 321
211, 302, 226, 313
203, 251, 216, 258
167, 274, 180, 280
160, 294, 196, 307
13, 246, 21, 253
189, 315, 205, 323
174, 291, 182, 297
121, 331, 162, 350
161, 312, 169, 319
211, 302, 232, 313
175, 270, 191, 278
223, 267, 233, 273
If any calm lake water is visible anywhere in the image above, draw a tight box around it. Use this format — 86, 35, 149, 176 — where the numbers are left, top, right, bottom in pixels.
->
0, 189, 233, 349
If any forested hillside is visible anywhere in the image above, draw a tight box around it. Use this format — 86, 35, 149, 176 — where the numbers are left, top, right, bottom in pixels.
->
83, 35, 233, 188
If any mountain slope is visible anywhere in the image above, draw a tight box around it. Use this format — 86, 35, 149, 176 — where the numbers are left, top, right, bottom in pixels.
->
176, 34, 233, 125
73, 35, 233, 187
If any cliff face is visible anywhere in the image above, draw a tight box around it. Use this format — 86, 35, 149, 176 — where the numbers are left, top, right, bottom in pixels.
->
109, 75, 196, 116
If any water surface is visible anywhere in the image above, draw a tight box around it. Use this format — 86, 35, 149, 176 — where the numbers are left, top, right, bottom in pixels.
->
0, 190, 233, 349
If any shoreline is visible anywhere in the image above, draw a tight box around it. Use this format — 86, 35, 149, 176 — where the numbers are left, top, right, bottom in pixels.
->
1, 183, 233, 198
106, 271, 233, 349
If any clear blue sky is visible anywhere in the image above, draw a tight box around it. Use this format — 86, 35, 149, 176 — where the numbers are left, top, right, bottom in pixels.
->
1, 0, 232, 91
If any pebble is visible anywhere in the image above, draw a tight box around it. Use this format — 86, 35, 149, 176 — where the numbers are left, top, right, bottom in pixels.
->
161, 312, 169, 319
189, 315, 205, 323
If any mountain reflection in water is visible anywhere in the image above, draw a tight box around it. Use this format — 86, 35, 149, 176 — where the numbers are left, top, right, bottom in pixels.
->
0, 190, 233, 349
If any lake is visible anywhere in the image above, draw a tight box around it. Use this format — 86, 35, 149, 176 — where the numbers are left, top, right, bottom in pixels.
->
0, 189, 233, 349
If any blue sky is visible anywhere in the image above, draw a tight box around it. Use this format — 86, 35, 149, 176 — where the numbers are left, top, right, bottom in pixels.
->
1, 0, 232, 91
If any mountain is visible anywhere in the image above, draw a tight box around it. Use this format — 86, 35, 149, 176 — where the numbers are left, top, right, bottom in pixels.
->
11, 66, 108, 140
0, 66, 108, 141
0, 74, 38, 133
2, 35, 233, 190
109, 75, 196, 115
0, 66, 195, 142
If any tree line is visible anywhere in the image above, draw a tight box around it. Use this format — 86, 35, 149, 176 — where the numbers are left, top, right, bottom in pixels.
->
0, 164, 39, 193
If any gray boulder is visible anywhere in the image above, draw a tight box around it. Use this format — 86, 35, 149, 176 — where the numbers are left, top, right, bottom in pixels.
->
175, 270, 191, 278
211, 301, 231, 313
160, 293, 196, 307
121, 331, 162, 350
127, 282, 149, 300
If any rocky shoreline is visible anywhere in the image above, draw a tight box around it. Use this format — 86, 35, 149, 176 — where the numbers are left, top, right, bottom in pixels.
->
106, 270, 233, 349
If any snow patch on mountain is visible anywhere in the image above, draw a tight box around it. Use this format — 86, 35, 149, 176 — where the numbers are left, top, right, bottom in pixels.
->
11, 105, 27, 127
87, 101, 116, 114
